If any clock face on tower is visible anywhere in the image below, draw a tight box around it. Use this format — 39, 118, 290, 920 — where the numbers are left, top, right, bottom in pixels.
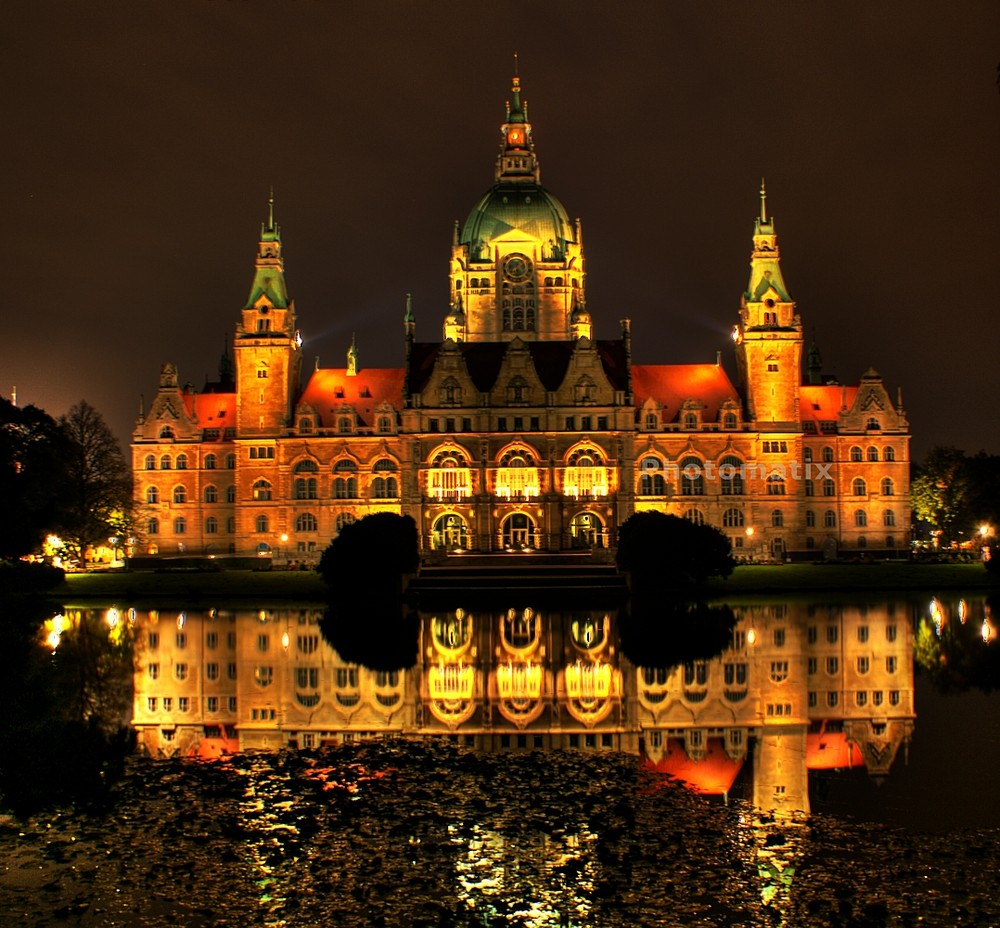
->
503, 254, 531, 283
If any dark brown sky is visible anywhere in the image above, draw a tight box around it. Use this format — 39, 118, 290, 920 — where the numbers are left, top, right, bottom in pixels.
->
7, 2, 999, 459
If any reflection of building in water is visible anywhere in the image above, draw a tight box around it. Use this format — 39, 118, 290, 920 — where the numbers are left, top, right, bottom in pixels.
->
130, 601, 916, 812
634, 602, 915, 814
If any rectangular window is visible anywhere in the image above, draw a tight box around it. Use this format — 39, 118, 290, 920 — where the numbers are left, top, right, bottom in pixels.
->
429, 419, 439, 432
565, 416, 575, 430
497, 417, 507, 431
773, 628, 785, 647
178, 697, 189, 712
581, 416, 592, 431
147, 697, 157, 712
207, 696, 218, 712
530, 417, 540, 431
148, 632, 159, 649
462, 418, 472, 432
513, 417, 524, 431
446, 418, 455, 433
858, 626, 869, 643
597, 416, 608, 430
148, 663, 159, 680
886, 624, 897, 642
228, 662, 237, 680
206, 632, 218, 649
162, 697, 173, 712
206, 662, 219, 681
228, 696, 238, 712
886, 656, 897, 674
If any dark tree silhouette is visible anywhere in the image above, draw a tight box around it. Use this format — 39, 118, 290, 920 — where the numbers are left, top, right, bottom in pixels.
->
616, 511, 735, 593
58, 400, 133, 562
0, 398, 72, 561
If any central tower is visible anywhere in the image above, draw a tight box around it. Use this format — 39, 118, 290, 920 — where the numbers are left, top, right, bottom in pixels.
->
444, 71, 589, 343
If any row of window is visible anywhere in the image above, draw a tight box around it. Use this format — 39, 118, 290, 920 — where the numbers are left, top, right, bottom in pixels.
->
146, 512, 356, 536
807, 656, 899, 675
145, 695, 238, 713
805, 445, 897, 462
808, 690, 902, 708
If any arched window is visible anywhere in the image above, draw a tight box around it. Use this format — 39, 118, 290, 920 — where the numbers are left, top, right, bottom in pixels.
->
333, 460, 358, 499
866, 417, 880, 430
205, 516, 218, 534
335, 513, 355, 535
766, 474, 786, 495
719, 455, 744, 495
176, 453, 188, 470
822, 478, 835, 496
225, 453, 236, 469
883, 510, 896, 526
377, 416, 392, 434
147, 517, 159, 535
160, 455, 172, 470
683, 412, 698, 430
824, 510, 836, 527
373, 475, 398, 498
204, 453, 216, 470
850, 446, 863, 462
857, 536, 868, 549
253, 480, 272, 501
159, 426, 174, 440
146, 486, 159, 504
771, 509, 784, 527
806, 510, 816, 527
680, 457, 704, 496
295, 513, 318, 532
644, 411, 658, 430
173, 485, 187, 504
338, 416, 353, 434
638, 456, 665, 496
881, 477, 894, 496
853, 477, 867, 496
298, 417, 313, 434
294, 478, 317, 499
174, 517, 186, 534
723, 508, 744, 528
884, 446, 896, 462
855, 509, 868, 527
822, 447, 834, 463
255, 514, 269, 533
373, 458, 397, 473
723, 412, 737, 429
144, 454, 156, 470
226, 485, 236, 503
803, 447, 813, 463
684, 509, 705, 525
867, 447, 879, 462
204, 485, 218, 503
886, 535, 896, 548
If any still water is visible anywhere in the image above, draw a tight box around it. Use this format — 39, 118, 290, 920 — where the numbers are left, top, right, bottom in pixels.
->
3, 595, 999, 927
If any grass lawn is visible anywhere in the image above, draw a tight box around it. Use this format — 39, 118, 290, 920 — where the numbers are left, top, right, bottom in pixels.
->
51, 561, 995, 605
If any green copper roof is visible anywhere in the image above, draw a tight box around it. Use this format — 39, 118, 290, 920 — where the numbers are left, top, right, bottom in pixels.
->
461, 183, 573, 255
245, 269, 289, 309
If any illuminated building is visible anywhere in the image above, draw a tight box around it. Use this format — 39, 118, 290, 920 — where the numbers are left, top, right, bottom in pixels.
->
132, 73, 910, 560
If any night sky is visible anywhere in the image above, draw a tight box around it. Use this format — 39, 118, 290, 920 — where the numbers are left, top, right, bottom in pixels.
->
7, 2, 999, 460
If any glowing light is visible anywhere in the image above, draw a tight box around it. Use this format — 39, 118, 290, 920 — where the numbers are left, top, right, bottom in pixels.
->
958, 599, 967, 624
983, 620, 995, 644
281, 631, 290, 650
105, 607, 120, 628
747, 628, 758, 645
746, 527, 755, 537
176, 612, 186, 630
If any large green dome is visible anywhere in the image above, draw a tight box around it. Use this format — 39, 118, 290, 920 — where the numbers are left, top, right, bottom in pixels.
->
460, 182, 574, 260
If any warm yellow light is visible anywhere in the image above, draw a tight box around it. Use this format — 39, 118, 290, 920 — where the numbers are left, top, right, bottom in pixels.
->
105, 607, 120, 628
281, 631, 290, 650
747, 628, 757, 645
746, 527, 755, 537
983, 620, 995, 644
176, 612, 186, 630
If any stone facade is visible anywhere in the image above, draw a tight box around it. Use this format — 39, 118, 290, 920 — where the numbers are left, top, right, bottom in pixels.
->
131, 75, 910, 562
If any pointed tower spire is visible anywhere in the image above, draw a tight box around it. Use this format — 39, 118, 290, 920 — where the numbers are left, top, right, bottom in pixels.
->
347, 333, 359, 376
497, 62, 539, 183
245, 191, 289, 310
759, 177, 767, 224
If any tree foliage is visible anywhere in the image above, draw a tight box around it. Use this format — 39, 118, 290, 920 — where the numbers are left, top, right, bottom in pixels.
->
912, 446, 1000, 546
57, 400, 133, 560
317, 514, 421, 668
616, 511, 735, 592
0, 398, 72, 561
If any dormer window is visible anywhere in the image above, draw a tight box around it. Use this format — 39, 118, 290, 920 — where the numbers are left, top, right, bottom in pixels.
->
256, 318, 270, 333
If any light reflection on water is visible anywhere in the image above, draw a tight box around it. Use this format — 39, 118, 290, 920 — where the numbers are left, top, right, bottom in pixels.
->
6, 595, 1000, 927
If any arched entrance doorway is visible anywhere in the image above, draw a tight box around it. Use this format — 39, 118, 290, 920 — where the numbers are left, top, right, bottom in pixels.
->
570, 511, 604, 548
500, 512, 537, 550
431, 513, 469, 551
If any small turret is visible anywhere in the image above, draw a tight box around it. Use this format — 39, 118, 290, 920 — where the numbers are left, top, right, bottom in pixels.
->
347, 333, 359, 376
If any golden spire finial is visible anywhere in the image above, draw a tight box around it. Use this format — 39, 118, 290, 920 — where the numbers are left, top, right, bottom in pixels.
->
759, 177, 767, 223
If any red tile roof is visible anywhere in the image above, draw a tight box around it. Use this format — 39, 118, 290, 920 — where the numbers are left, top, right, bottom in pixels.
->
799, 385, 858, 425
806, 728, 864, 770
183, 393, 236, 433
631, 363, 739, 422
643, 737, 744, 794
299, 368, 406, 429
